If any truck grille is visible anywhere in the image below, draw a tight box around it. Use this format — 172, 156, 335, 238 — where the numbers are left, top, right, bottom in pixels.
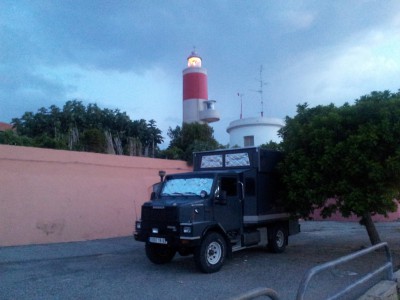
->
142, 206, 178, 222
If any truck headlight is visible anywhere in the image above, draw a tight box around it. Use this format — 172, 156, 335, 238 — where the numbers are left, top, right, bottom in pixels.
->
183, 226, 192, 234
135, 221, 141, 230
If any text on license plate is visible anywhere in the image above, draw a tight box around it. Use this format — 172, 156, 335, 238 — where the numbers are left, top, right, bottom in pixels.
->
149, 237, 167, 244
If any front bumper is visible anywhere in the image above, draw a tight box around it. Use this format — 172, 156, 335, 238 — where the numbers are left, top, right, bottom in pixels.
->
134, 220, 202, 247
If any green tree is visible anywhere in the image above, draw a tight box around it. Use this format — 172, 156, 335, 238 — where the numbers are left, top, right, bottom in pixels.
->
280, 90, 400, 245
83, 128, 106, 153
146, 119, 164, 157
260, 140, 283, 151
162, 123, 221, 164
33, 134, 65, 149
167, 125, 183, 150
160, 146, 184, 160
62, 100, 87, 131
0, 129, 33, 146
9, 100, 165, 156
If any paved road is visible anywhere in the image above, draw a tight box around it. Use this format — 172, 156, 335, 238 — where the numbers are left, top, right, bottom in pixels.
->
1, 221, 400, 300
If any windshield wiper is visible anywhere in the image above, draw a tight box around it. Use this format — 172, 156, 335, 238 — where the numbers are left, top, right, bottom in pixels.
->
161, 192, 198, 196
161, 192, 184, 196
183, 192, 197, 196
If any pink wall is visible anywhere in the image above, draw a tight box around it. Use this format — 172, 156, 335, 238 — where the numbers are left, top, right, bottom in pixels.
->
311, 211, 400, 222
310, 199, 400, 222
0, 145, 192, 247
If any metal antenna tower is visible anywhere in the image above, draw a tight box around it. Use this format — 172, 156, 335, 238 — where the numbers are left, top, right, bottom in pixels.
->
237, 92, 244, 119
250, 65, 268, 117
258, 65, 268, 117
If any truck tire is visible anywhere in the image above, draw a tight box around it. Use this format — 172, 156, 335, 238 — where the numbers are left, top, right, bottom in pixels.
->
194, 232, 226, 273
268, 226, 287, 253
145, 242, 176, 264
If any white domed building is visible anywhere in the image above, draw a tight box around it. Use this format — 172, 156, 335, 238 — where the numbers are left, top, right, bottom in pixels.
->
226, 117, 284, 148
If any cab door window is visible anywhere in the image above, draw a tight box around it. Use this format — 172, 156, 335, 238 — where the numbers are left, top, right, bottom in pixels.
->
220, 177, 237, 197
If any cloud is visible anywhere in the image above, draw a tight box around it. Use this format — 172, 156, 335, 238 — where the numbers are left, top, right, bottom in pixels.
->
271, 24, 400, 112
280, 9, 316, 31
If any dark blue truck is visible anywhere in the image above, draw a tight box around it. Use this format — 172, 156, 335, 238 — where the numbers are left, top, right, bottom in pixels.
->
134, 147, 300, 273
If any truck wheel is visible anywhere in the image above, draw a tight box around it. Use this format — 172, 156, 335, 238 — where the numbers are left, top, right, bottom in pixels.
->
268, 226, 287, 253
194, 232, 226, 273
145, 242, 176, 264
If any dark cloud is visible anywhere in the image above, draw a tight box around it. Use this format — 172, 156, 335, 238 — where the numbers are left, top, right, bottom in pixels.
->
1, 0, 399, 141
4, 1, 395, 74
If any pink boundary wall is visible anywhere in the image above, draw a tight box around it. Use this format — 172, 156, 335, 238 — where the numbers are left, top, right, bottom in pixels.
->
0, 145, 192, 247
310, 199, 400, 222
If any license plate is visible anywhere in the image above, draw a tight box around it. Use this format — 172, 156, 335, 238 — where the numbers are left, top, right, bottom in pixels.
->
149, 237, 167, 244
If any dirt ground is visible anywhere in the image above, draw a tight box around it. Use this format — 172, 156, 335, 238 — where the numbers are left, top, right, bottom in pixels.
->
295, 220, 400, 267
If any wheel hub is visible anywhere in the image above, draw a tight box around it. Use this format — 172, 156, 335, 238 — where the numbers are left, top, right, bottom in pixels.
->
206, 242, 221, 265
276, 231, 284, 247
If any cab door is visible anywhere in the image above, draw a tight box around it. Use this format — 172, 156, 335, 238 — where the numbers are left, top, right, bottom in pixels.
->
213, 175, 242, 232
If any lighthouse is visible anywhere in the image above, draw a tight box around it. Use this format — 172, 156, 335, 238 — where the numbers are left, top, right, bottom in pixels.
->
182, 50, 220, 124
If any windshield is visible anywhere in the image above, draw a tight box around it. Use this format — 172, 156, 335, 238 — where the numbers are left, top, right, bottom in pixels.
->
161, 177, 214, 197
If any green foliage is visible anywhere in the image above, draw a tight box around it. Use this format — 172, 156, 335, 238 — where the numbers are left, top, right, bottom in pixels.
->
6, 100, 164, 156
83, 128, 106, 153
0, 130, 33, 146
33, 134, 66, 149
161, 122, 222, 164
159, 146, 185, 160
280, 90, 400, 222
260, 140, 283, 151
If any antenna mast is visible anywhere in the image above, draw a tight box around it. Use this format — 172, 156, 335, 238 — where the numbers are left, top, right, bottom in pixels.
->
257, 65, 267, 117
237, 93, 243, 119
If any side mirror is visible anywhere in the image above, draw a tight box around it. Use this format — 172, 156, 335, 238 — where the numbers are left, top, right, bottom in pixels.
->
150, 182, 162, 200
215, 190, 227, 205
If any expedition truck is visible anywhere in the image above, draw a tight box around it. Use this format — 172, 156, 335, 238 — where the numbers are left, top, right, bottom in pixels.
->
134, 147, 300, 273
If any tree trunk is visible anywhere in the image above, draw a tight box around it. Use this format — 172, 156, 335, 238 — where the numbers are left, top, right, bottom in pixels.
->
361, 212, 382, 245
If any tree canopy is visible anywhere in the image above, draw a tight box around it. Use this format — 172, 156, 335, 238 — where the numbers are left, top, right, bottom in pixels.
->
2, 100, 163, 156
280, 90, 400, 244
161, 122, 222, 164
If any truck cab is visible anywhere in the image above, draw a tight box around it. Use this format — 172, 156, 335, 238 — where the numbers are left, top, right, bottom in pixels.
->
134, 147, 300, 273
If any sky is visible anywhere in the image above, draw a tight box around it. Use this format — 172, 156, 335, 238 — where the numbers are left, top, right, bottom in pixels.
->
1, 1, 399, 148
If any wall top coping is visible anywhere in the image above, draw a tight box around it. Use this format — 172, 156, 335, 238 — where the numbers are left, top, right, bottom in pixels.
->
0, 145, 191, 171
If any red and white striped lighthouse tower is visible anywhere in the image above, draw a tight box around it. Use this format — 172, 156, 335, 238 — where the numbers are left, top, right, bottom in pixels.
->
182, 50, 220, 124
